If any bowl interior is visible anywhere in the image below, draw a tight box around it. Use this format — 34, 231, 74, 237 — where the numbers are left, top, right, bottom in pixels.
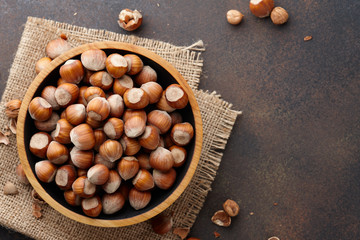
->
21, 46, 199, 223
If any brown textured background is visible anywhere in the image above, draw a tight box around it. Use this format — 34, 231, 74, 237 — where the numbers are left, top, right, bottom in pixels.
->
1, 0, 360, 239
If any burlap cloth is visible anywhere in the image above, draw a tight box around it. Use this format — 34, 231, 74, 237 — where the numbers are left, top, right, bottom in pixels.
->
0, 17, 240, 240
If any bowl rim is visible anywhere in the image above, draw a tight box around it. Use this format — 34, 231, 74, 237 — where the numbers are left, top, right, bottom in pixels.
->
17, 41, 203, 227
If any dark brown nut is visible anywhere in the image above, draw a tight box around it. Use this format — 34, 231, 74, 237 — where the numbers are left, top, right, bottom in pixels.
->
5, 99, 22, 118
151, 212, 173, 235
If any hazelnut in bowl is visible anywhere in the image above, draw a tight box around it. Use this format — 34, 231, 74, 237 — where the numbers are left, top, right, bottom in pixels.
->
17, 41, 202, 227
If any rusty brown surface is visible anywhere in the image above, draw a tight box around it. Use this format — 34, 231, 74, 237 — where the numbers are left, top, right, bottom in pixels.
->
1, 0, 360, 239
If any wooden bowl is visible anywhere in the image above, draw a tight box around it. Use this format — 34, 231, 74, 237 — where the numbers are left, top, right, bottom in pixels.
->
17, 42, 202, 227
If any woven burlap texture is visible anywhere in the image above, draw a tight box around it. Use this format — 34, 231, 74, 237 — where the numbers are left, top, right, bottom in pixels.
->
0, 17, 240, 240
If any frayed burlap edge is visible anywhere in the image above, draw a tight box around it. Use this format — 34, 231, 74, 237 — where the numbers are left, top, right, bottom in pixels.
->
0, 17, 240, 240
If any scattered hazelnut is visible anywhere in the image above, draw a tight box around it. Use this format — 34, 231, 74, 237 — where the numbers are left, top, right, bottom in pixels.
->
249, 0, 274, 18
211, 210, 231, 227
0, 132, 9, 145
5, 99, 22, 119
31, 189, 45, 204
270, 7, 289, 25
226, 9, 244, 25
118, 9, 143, 31
223, 199, 240, 217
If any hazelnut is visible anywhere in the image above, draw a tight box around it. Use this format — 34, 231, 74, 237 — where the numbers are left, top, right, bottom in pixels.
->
35, 57, 52, 74
140, 82, 163, 104
106, 53, 128, 78
107, 94, 124, 118
65, 104, 86, 125
147, 110, 172, 134
94, 153, 116, 169
124, 115, 146, 138
72, 176, 96, 198
93, 129, 107, 152
170, 122, 194, 146
81, 195, 102, 217
29, 132, 52, 158
268, 237, 280, 240
149, 147, 174, 172
102, 192, 125, 214
129, 188, 151, 210
103, 117, 124, 139
99, 139, 123, 162
120, 135, 141, 156
78, 86, 89, 106
132, 169, 154, 191
70, 147, 94, 169
153, 168, 176, 190
223, 199, 240, 217
139, 125, 160, 150
156, 91, 176, 112
70, 123, 96, 150
117, 156, 139, 180
122, 109, 147, 122
113, 74, 134, 96
86, 97, 110, 121
118, 9, 143, 31
165, 84, 189, 109
15, 164, 29, 184
59, 59, 84, 84
46, 141, 69, 165
123, 88, 149, 109
53, 119, 73, 144
136, 152, 151, 170
45, 38, 72, 59
28, 97, 53, 121
34, 112, 60, 132
77, 168, 88, 177
169, 111, 183, 126
134, 65, 157, 85
64, 190, 81, 206
89, 71, 114, 90
81, 49, 107, 71
41, 86, 60, 110
55, 83, 79, 108
55, 165, 77, 190
270, 7, 289, 25
5, 99, 22, 119
35, 160, 57, 183
85, 115, 104, 129
226, 9, 244, 25
84, 86, 106, 102
87, 164, 110, 185
169, 145, 187, 167
102, 170, 121, 194
249, 0, 274, 18
124, 54, 144, 75
211, 210, 231, 227
151, 212, 173, 235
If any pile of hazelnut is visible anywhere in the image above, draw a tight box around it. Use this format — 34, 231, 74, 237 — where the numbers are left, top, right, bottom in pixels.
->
28, 38, 194, 217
